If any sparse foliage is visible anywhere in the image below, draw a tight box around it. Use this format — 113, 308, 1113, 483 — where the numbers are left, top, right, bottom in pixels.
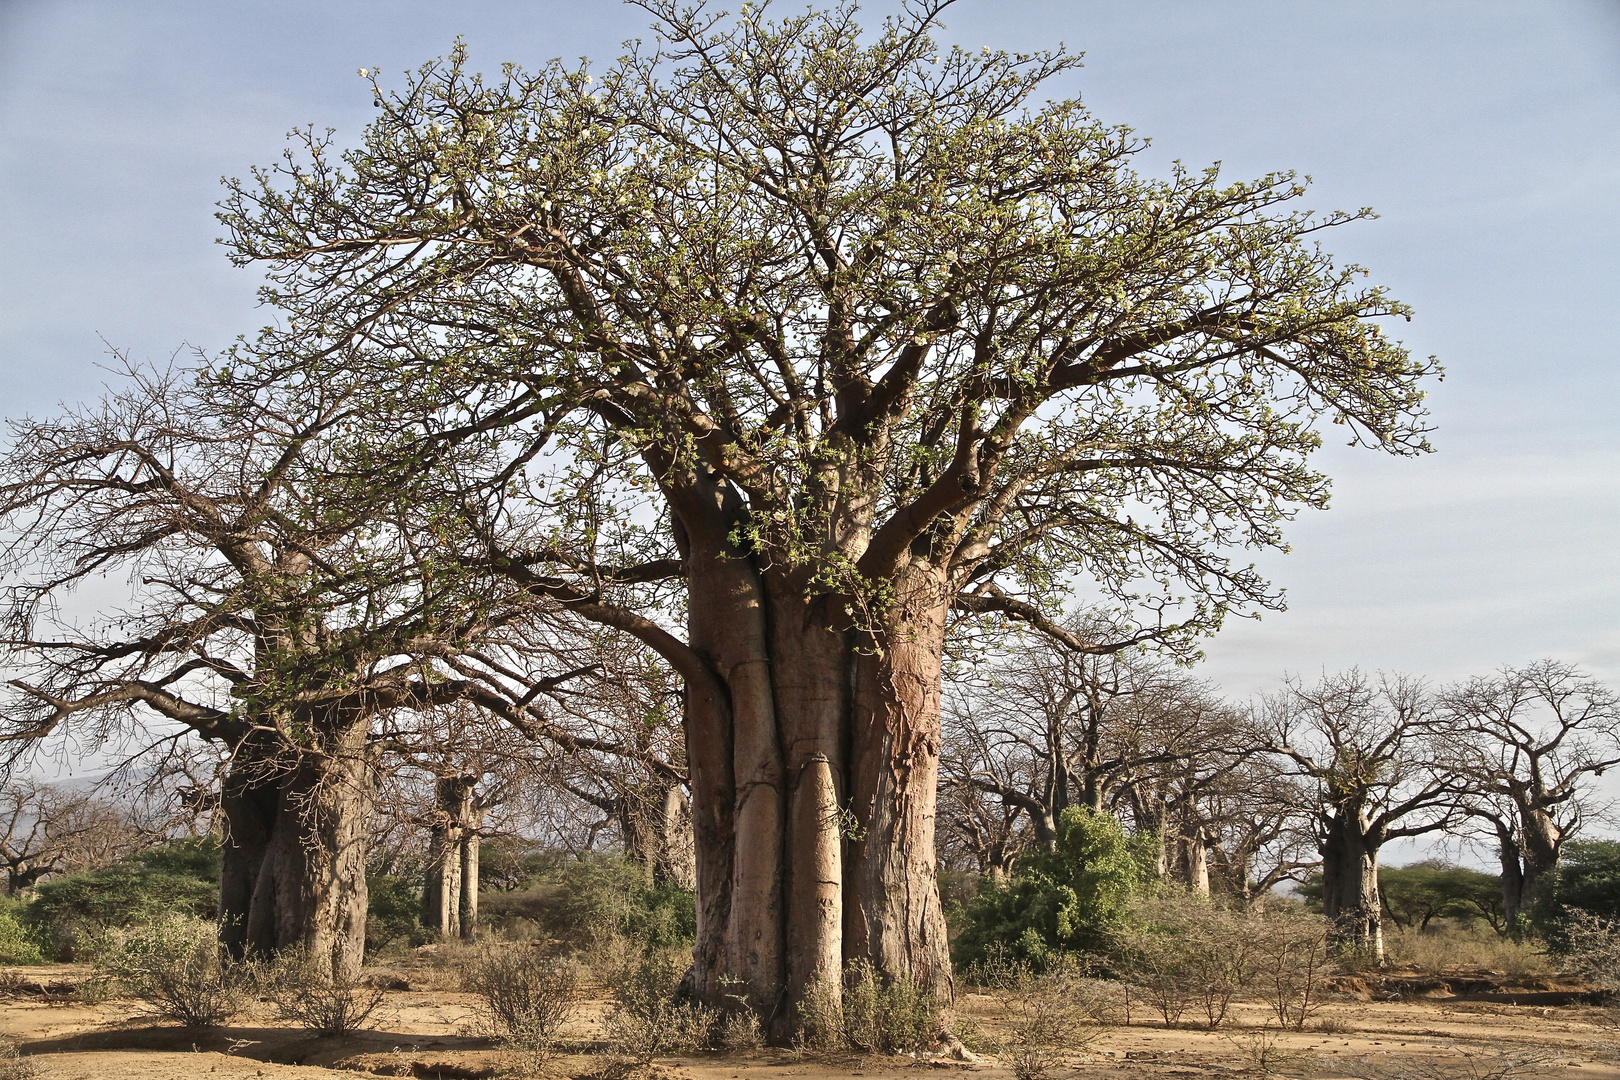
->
462, 944, 579, 1069
269, 951, 387, 1035
92, 914, 252, 1027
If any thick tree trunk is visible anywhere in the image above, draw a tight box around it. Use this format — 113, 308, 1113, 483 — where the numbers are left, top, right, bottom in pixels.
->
770, 588, 850, 1037
1517, 808, 1561, 920
1177, 825, 1210, 895
422, 775, 474, 938
460, 806, 483, 940
219, 755, 278, 961
670, 501, 954, 1037
239, 721, 377, 978
1496, 823, 1527, 927
656, 784, 697, 890
845, 561, 953, 1001
1320, 811, 1384, 962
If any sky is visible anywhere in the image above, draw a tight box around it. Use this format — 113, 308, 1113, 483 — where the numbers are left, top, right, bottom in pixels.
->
1, 0, 1617, 717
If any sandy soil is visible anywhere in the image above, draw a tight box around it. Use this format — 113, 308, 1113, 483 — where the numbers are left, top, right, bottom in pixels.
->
2, 963, 1616, 1080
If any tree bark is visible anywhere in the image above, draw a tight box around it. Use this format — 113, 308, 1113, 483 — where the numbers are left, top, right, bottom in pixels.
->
219, 754, 278, 961
239, 719, 377, 978
423, 775, 477, 939
460, 804, 483, 940
844, 562, 953, 1001
1320, 809, 1384, 962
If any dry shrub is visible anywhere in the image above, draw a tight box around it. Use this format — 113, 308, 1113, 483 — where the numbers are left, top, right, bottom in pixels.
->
409, 939, 482, 991
983, 958, 1104, 1080
1221, 1024, 1309, 1077
1251, 908, 1335, 1030
605, 951, 714, 1064
269, 953, 386, 1035
1553, 909, 1620, 989
92, 914, 253, 1027
1341, 1043, 1564, 1080
715, 1009, 763, 1051
840, 961, 936, 1055
1383, 925, 1547, 979
462, 944, 579, 1069
1115, 893, 1258, 1027
0, 1041, 38, 1080
789, 961, 939, 1055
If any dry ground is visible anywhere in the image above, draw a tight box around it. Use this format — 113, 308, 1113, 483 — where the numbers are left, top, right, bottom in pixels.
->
1, 961, 1616, 1080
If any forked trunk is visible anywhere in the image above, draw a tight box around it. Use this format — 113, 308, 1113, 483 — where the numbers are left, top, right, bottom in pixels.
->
672, 502, 953, 1038
422, 775, 474, 938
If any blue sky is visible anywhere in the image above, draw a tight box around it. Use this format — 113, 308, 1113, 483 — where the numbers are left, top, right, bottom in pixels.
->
2, 0, 1617, 707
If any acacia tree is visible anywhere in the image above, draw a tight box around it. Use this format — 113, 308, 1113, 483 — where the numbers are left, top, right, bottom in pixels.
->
0, 363, 587, 976
1257, 671, 1462, 959
1440, 660, 1620, 925
219, 1, 1436, 1024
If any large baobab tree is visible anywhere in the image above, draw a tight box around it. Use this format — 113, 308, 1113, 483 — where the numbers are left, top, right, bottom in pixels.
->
0, 362, 587, 976
1441, 660, 1620, 925
219, 0, 1437, 1027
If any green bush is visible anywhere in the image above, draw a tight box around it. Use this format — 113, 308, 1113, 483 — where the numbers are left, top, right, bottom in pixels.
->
0, 908, 45, 965
953, 807, 1153, 970
1543, 840, 1620, 920
365, 873, 420, 954
24, 838, 218, 960
1534, 840, 1620, 947
480, 853, 695, 950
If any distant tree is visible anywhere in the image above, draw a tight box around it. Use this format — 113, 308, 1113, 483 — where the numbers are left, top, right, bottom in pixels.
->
1256, 671, 1464, 959
1378, 861, 1503, 933
941, 616, 1250, 890
0, 780, 140, 894
1440, 661, 1620, 926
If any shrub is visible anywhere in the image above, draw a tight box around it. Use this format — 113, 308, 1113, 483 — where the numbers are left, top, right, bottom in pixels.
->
1250, 907, 1334, 1031
269, 953, 386, 1035
981, 957, 1104, 1080
365, 873, 421, 954
0, 1040, 38, 1080
840, 961, 936, 1056
1536, 841, 1620, 947
480, 853, 696, 951
604, 950, 714, 1064
953, 807, 1153, 970
462, 945, 578, 1068
24, 838, 218, 959
1549, 909, 1620, 991
0, 909, 44, 966
93, 914, 251, 1027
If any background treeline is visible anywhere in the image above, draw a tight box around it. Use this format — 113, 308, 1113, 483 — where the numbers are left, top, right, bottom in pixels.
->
1, 626, 1614, 974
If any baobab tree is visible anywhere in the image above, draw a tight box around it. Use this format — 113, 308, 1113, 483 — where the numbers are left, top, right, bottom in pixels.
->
1441, 660, 1620, 925
0, 780, 140, 893
0, 362, 590, 976
219, 1, 1437, 1027
1256, 671, 1463, 960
